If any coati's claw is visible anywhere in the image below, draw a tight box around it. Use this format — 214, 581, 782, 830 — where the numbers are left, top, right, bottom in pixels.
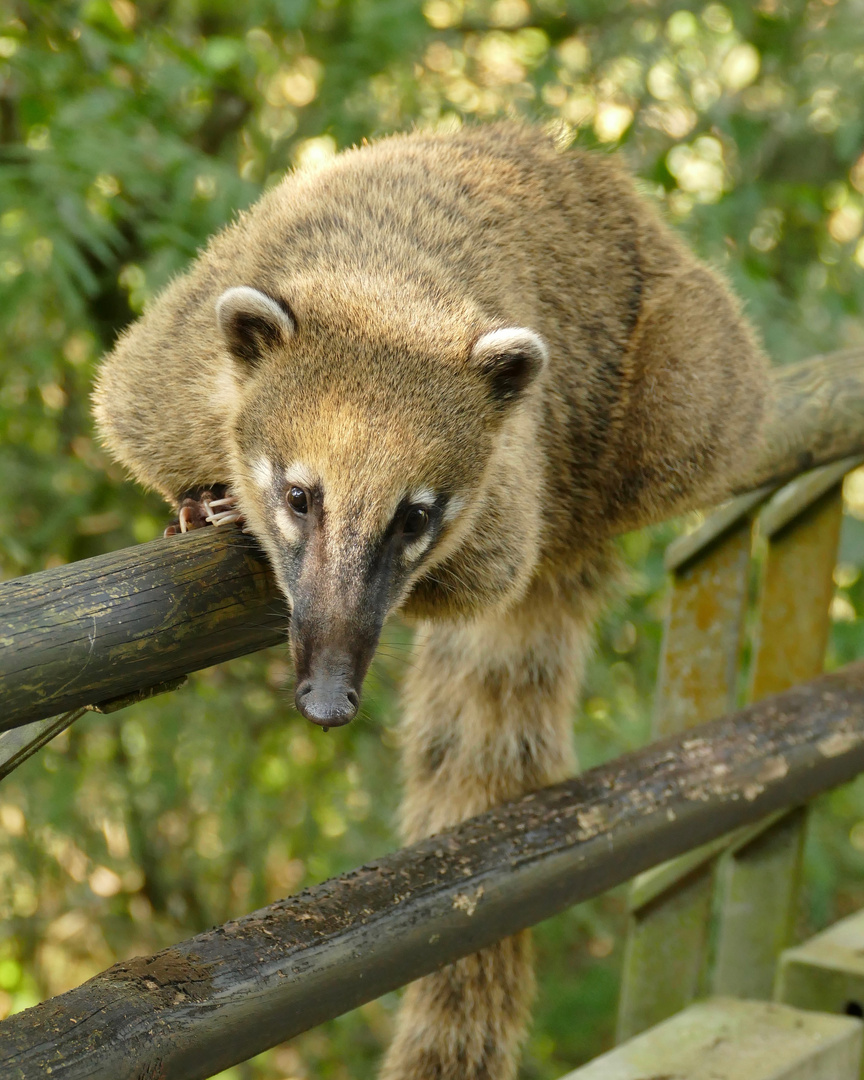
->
203, 497, 244, 527
206, 509, 244, 526
163, 486, 244, 537
179, 504, 197, 532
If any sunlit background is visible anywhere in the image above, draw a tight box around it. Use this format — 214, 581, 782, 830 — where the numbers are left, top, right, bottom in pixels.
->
1, 1, 864, 1076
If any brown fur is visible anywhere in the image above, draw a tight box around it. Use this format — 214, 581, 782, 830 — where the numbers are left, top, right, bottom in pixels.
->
93, 123, 769, 1079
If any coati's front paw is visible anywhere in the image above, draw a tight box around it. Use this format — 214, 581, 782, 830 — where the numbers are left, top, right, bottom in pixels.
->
163, 485, 244, 537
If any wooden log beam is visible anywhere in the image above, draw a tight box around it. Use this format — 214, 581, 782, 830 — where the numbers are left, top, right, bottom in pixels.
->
3, 663, 864, 1080
1, 348, 863, 733
0, 528, 288, 731
735, 347, 864, 494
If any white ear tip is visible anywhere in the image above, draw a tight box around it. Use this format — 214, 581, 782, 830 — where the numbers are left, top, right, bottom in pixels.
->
472, 327, 549, 367
470, 326, 549, 406
215, 286, 295, 337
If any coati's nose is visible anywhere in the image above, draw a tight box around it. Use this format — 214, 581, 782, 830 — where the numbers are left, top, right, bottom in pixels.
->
295, 680, 359, 728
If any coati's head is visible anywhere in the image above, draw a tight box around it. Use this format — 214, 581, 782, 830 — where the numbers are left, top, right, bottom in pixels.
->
217, 282, 549, 729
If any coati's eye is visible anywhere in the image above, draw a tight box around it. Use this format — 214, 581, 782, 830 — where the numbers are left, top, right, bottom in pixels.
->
403, 506, 429, 539
287, 486, 308, 515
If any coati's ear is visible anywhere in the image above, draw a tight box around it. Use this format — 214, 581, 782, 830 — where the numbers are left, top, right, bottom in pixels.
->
216, 286, 295, 367
470, 328, 549, 408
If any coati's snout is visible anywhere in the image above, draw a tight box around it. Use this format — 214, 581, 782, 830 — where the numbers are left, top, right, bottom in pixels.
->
289, 623, 369, 729
288, 581, 407, 729
279, 492, 440, 729
287, 565, 385, 728
295, 679, 359, 728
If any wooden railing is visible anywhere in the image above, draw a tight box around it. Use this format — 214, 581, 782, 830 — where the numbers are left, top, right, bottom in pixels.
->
618, 450, 860, 1038
1, 347, 864, 1079
2, 669, 864, 1079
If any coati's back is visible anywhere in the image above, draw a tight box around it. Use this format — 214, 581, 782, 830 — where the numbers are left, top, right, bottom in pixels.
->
94, 123, 767, 545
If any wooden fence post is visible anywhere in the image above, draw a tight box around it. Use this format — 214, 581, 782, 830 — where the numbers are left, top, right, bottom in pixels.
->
711, 459, 857, 998
616, 491, 767, 1040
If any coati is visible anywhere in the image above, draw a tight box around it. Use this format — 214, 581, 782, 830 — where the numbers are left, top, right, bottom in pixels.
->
93, 123, 768, 1080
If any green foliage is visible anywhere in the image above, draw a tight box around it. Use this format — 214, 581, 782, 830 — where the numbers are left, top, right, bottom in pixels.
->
1, 0, 864, 1076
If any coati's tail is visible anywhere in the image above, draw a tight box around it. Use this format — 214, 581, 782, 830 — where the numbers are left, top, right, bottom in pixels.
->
380, 937, 534, 1080
380, 569, 607, 1080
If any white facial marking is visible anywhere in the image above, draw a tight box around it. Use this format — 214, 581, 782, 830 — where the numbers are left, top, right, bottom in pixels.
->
251, 456, 275, 491
275, 506, 303, 545
212, 367, 241, 413
443, 494, 466, 524
284, 461, 317, 493
403, 531, 434, 562
408, 487, 436, 508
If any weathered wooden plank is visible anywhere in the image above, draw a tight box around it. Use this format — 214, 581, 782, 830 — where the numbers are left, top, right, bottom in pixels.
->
617, 513, 756, 1040
664, 484, 774, 574
758, 455, 863, 538
617, 868, 716, 1040
0, 528, 288, 731
665, 453, 862, 575
618, 449, 860, 1032
653, 518, 753, 738
626, 810, 788, 910
564, 998, 862, 1079
751, 485, 844, 697
4, 664, 864, 1080
777, 908, 864, 1024
712, 477, 845, 999
712, 808, 808, 999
